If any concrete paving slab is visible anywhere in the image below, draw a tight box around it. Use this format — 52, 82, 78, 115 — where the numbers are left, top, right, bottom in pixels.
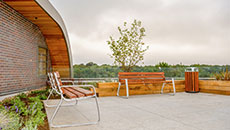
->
44, 93, 230, 130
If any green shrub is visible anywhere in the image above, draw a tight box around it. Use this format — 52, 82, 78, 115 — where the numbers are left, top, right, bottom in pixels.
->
1, 93, 47, 130
0, 108, 22, 130
38, 94, 47, 100
31, 89, 48, 95
22, 120, 37, 130
10, 97, 28, 116
27, 96, 46, 126
17, 93, 27, 99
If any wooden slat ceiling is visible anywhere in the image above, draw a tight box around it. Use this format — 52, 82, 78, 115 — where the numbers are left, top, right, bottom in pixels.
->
4, 0, 71, 77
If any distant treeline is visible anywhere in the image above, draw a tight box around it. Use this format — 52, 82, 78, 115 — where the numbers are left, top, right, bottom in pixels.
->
73, 62, 230, 78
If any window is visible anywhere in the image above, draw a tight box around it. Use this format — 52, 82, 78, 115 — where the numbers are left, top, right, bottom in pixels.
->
38, 47, 47, 76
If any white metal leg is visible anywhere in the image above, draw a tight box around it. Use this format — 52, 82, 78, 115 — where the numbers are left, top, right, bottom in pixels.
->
44, 89, 54, 107
94, 95, 101, 122
50, 95, 100, 128
161, 78, 176, 96
117, 82, 121, 96
125, 79, 129, 98
46, 89, 53, 101
172, 78, 176, 95
161, 83, 166, 94
50, 98, 63, 126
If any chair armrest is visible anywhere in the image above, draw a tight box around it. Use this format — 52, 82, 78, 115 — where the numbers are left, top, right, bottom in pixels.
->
61, 80, 74, 85
165, 77, 174, 81
77, 85, 97, 95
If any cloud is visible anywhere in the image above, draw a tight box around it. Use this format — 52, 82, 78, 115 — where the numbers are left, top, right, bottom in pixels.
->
69, 33, 112, 64
50, 0, 230, 65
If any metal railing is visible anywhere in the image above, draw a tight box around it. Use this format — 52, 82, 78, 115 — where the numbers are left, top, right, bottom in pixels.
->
61, 78, 119, 84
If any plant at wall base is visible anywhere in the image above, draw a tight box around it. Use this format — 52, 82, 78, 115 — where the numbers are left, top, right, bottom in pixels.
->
0, 90, 48, 130
10, 97, 29, 116
107, 19, 149, 72
17, 93, 27, 99
27, 97, 46, 126
0, 108, 22, 130
22, 120, 37, 130
31, 89, 48, 95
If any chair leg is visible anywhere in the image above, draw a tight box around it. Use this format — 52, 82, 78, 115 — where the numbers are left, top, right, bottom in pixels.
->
47, 89, 53, 101
161, 83, 166, 94
125, 79, 129, 98
50, 98, 63, 127
50, 96, 100, 128
94, 95, 100, 122
172, 78, 176, 95
117, 82, 121, 96
44, 89, 53, 107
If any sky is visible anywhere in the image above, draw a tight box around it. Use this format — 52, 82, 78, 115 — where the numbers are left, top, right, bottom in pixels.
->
49, 0, 230, 65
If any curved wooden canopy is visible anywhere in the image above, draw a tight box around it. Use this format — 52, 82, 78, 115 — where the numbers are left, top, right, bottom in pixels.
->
4, 0, 73, 78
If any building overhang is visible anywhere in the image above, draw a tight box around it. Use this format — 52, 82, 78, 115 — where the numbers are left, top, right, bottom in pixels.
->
4, 0, 73, 78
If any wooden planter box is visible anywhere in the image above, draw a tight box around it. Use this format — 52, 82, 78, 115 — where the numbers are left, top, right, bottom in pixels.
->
199, 80, 230, 95
91, 80, 230, 97
94, 80, 185, 97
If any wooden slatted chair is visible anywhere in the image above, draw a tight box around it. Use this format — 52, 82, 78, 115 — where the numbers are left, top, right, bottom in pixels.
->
45, 73, 77, 107
48, 72, 100, 128
117, 72, 176, 98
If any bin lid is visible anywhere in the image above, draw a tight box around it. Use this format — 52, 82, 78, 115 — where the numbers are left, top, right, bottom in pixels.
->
185, 67, 199, 72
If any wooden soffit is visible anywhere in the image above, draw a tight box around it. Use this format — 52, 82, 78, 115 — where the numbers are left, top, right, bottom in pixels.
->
4, 0, 73, 78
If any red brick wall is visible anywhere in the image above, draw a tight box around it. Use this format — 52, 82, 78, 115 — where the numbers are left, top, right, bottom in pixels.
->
0, 1, 51, 95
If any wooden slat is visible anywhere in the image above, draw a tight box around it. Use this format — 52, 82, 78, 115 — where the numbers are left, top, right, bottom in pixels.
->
119, 72, 165, 75
12, 7, 43, 11
61, 88, 77, 98
64, 87, 85, 98
118, 72, 167, 84
4, 1, 35, 4
4, 0, 34, 1
23, 13, 49, 17
119, 79, 165, 82
72, 87, 94, 96
119, 75, 165, 79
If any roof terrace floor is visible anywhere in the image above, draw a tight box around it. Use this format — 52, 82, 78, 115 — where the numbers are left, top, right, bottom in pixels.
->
44, 92, 230, 130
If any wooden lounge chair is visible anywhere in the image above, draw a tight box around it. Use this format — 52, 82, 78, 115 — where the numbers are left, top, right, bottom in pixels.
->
47, 72, 100, 128
45, 72, 77, 107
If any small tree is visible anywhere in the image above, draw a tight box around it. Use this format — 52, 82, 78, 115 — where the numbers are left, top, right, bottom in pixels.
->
107, 19, 149, 72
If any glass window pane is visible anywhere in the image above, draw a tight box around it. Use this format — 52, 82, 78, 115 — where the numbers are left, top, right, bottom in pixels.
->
38, 47, 47, 76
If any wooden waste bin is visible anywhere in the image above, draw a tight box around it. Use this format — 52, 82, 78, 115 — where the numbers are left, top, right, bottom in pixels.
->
185, 67, 199, 93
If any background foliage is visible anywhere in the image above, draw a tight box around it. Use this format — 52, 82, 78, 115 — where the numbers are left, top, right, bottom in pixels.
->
73, 62, 230, 79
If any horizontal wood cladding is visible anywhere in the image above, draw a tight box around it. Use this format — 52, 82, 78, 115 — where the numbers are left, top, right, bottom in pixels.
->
5, 0, 71, 77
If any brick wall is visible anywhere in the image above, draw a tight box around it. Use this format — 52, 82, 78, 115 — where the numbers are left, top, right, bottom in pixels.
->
0, 1, 51, 96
